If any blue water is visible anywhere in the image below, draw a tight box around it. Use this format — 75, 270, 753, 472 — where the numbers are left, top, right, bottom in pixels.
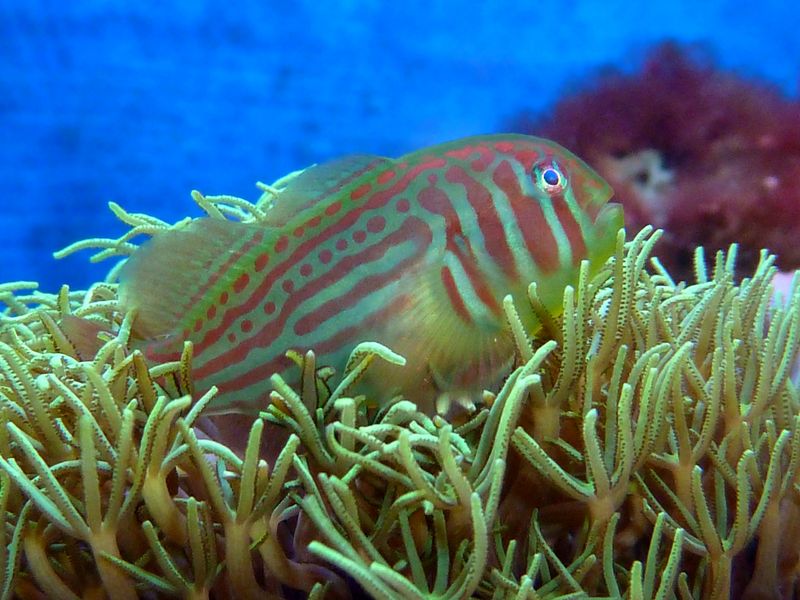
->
2, 1, 799, 292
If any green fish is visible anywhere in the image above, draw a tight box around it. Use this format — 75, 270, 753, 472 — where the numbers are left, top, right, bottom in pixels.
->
120, 134, 623, 413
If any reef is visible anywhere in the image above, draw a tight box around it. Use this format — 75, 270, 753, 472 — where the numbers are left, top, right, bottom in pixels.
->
513, 43, 800, 283
1, 186, 800, 599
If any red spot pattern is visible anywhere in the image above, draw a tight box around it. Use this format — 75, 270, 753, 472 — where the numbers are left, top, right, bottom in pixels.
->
219, 291, 229, 305
352, 230, 367, 244
279, 157, 385, 217
419, 157, 447, 171
153, 151, 470, 377
444, 144, 494, 172
233, 273, 250, 293
292, 217, 431, 336
275, 236, 289, 253
300, 263, 313, 277
254, 253, 269, 272
241, 319, 253, 333
282, 280, 294, 294
206, 305, 217, 320
180, 228, 265, 326
191, 158, 449, 385
396, 198, 410, 213
377, 170, 396, 184
445, 147, 475, 160
220, 295, 413, 397
264, 302, 276, 314
366, 215, 386, 233
351, 183, 371, 200
319, 249, 333, 264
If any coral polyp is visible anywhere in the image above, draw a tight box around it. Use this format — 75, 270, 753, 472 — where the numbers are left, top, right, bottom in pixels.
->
1, 186, 800, 598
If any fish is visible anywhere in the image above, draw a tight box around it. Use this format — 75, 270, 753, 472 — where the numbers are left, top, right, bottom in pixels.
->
119, 134, 623, 414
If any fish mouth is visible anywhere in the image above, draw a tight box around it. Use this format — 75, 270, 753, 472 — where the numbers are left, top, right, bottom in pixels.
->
578, 174, 616, 222
596, 199, 625, 230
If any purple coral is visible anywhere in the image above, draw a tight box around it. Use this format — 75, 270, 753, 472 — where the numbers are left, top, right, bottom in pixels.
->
514, 43, 800, 280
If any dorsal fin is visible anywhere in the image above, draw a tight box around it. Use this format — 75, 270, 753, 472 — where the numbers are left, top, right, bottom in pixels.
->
119, 218, 265, 339
262, 154, 391, 226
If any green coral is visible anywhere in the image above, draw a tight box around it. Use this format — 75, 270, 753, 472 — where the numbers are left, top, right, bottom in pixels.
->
1, 187, 799, 598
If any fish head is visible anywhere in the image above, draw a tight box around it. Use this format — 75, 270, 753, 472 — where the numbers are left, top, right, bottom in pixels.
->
494, 134, 620, 222
482, 135, 624, 269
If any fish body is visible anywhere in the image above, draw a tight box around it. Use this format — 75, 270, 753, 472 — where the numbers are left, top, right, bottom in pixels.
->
120, 134, 622, 413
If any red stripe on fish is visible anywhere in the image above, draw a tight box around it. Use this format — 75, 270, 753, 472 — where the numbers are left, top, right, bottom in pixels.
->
279, 157, 388, 220
184, 228, 264, 323
444, 164, 518, 280
444, 144, 493, 171
441, 266, 472, 324
216, 292, 413, 396
292, 218, 432, 336
124, 134, 622, 413
193, 216, 431, 381
192, 158, 449, 355
416, 182, 502, 317
313, 293, 412, 355
492, 159, 560, 272
552, 193, 588, 264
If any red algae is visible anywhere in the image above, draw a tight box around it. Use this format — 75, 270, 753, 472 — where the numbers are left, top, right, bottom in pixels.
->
513, 43, 800, 280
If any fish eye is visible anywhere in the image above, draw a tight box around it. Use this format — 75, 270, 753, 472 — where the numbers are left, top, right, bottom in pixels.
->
534, 162, 566, 192
542, 168, 560, 186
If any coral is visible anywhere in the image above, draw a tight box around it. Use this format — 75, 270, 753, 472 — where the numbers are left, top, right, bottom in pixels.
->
513, 43, 800, 282
1, 186, 800, 598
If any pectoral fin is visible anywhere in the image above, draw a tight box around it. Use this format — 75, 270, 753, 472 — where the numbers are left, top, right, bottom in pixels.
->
370, 252, 514, 412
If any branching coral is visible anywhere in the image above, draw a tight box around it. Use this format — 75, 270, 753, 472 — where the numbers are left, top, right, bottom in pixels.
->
2, 185, 800, 598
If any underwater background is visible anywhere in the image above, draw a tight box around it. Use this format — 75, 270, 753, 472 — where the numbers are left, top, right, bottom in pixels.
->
1, 0, 799, 291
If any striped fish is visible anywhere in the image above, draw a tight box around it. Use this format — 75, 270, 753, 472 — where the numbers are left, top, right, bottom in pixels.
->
119, 134, 623, 414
